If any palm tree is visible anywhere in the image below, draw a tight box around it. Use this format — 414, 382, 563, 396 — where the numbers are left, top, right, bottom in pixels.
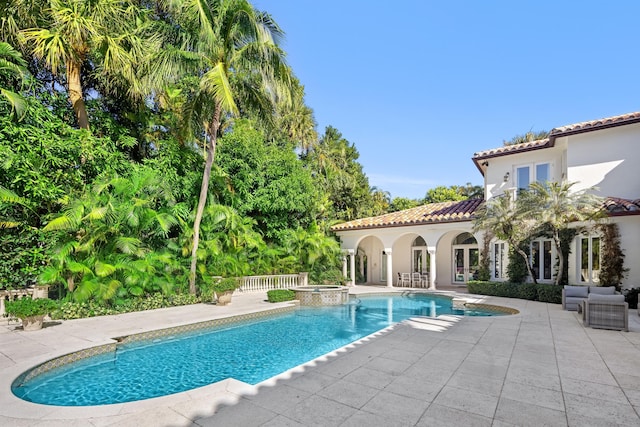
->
524, 182, 604, 285
12, 0, 147, 130
473, 193, 539, 284
0, 41, 28, 119
503, 129, 550, 146
165, 0, 292, 293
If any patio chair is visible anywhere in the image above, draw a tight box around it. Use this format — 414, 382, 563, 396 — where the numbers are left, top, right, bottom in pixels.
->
411, 272, 423, 288
582, 294, 628, 332
398, 273, 411, 287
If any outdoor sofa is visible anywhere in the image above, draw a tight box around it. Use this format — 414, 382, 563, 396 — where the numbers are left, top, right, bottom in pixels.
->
581, 293, 628, 332
562, 285, 616, 311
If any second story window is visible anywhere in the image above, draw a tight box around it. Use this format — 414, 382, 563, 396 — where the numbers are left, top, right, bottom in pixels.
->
516, 162, 551, 191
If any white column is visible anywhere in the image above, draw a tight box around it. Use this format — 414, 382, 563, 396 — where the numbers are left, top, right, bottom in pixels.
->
428, 247, 436, 290
348, 249, 356, 286
342, 253, 348, 280
385, 248, 393, 288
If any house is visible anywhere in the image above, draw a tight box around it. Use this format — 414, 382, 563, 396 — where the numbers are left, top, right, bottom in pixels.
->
331, 111, 640, 290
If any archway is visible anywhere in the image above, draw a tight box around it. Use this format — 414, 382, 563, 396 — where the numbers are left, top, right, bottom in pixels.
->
452, 232, 479, 283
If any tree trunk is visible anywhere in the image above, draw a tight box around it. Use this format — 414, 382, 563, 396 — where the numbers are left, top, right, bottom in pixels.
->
189, 103, 222, 294
553, 232, 563, 286
66, 61, 90, 131
514, 244, 537, 285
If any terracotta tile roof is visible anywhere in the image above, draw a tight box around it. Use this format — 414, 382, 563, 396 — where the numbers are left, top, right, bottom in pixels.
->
550, 111, 640, 135
331, 198, 484, 231
331, 196, 639, 233
472, 111, 640, 165
473, 138, 551, 160
604, 197, 640, 216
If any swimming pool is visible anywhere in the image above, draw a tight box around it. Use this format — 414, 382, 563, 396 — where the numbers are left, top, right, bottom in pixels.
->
12, 294, 508, 406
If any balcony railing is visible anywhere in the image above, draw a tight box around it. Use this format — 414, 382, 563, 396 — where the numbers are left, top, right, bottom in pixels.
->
238, 273, 308, 293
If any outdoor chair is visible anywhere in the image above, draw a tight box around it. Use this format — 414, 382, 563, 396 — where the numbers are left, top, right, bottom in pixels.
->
411, 272, 424, 288
582, 294, 628, 332
398, 273, 411, 287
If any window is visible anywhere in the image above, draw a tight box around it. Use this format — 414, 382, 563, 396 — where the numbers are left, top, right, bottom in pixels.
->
493, 242, 506, 279
516, 166, 530, 191
580, 236, 600, 284
530, 238, 554, 281
516, 162, 551, 191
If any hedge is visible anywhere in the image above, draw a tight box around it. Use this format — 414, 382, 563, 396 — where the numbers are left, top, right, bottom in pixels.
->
267, 289, 296, 303
467, 281, 563, 304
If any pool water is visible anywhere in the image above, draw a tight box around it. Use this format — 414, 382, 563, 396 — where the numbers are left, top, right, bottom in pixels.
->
13, 294, 503, 406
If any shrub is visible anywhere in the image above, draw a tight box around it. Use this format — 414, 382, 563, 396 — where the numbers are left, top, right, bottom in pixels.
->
624, 287, 639, 309
51, 293, 201, 320
467, 281, 561, 303
537, 284, 563, 304
267, 289, 296, 303
5, 297, 58, 319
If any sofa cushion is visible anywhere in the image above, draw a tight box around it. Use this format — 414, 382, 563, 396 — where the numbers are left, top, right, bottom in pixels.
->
587, 294, 625, 303
588, 286, 616, 295
564, 285, 588, 298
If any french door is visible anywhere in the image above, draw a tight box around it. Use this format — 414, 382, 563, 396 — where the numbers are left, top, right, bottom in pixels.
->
453, 246, 479, 283
412, 247, 428, 273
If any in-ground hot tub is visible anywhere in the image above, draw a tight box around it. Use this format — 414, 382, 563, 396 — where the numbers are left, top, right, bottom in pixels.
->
294, 286, 349, 306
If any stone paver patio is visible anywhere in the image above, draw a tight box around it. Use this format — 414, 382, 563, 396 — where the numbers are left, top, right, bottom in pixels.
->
1, 286, 639, 426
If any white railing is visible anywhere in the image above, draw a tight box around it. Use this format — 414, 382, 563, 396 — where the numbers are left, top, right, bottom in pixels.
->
238, 272, 308, 293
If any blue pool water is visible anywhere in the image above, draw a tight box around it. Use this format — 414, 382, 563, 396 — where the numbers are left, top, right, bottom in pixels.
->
13, 294, 504, 406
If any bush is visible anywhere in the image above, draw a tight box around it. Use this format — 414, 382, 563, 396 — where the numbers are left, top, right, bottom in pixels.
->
537, 284, 563, 304
467, 281, 562, 303
267, 289, 296, 303
624, 287, 639, 309
51, 293, 201, 320
5, 297, 58, 319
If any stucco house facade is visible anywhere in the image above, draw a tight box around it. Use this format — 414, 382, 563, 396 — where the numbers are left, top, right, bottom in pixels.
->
331, 111, 640, 290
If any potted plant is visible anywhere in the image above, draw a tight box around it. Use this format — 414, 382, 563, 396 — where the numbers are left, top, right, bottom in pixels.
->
211, 277, 240, 306
5, 297, 58, 331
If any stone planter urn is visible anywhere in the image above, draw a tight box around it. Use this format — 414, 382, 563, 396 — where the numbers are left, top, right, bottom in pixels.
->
21, 315, 46, 331
215, 290, 234, 306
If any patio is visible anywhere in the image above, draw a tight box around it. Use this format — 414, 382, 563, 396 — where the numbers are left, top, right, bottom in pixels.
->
1, 287, 639, 426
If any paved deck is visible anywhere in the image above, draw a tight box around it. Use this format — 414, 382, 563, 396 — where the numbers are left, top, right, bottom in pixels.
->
1, 286, 639, 426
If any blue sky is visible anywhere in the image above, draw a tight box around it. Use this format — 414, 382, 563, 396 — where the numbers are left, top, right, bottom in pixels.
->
254, 1, 640, 200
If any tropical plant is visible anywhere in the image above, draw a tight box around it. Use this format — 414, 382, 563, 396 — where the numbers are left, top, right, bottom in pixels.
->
522, 182, 603, 285
0, 41, 28, 119
10, 0, 149, 130
39, 168, 186, 301
503, 129, 550, 146
473, 193, 539, 283
424, 186, 467, 204
5, 297, 58, 319
161, 0, 293, 294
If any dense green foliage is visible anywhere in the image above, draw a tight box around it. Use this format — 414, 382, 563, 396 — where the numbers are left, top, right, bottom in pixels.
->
598, 223, 628, 288
467, 281, 562, 304
267, 289, 296, 303
0, 2, 482, 314
5, 297, 58, 318
51, 294, 200, 320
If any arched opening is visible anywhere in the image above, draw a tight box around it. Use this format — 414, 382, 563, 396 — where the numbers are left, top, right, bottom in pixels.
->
452, 232, 479, 283
411, 236, 429, 274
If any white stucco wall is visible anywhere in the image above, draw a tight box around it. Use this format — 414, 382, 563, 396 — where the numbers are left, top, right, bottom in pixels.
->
484, 145, 565, 200
614, 216, 640, 289
565, 123, 640, 199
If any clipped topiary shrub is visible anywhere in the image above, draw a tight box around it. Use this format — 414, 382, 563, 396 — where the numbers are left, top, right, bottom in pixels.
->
467, 281, 561, 303
267, 289, 296, 303
537, 284, 563, 304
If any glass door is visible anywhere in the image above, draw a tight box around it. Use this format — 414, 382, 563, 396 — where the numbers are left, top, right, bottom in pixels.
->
412, 247, 428, 274
453, 247, 479, 283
